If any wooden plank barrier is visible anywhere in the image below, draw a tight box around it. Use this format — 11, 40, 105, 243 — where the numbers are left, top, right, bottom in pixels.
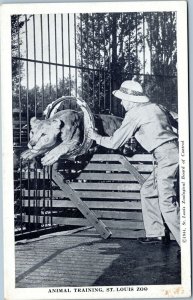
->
21, 153, 155, 239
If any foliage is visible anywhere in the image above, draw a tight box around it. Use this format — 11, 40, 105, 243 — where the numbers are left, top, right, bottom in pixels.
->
144, 12, 177, 111
12, 77, 75, 119
11, 15, 27, 94
12, 12, 178, 122
11, 15, 24, 76
77, 12, 177, 114
77, 13, 144, 115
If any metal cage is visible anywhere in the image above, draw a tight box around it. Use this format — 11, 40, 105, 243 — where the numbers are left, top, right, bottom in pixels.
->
12, 12, 178, 238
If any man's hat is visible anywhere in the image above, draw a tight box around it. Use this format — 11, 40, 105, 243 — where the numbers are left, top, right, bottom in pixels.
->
112, 80, 149, 103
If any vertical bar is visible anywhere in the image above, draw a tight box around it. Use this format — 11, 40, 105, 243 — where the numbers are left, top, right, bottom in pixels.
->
25, 15, 29, 139
40, 15, 44, 112
98, 14, 101, 111
33, 14, 38, 229
135, 12, 138, 73
19, 159, 23, 233
86, 14, 89, 102
17, 15, 23, 233
68, 14, 72, 95
33, 15, 37, 116
150, 12, 152, 75
80, 14, 83, 98
74, 13, 78, 96
171, 12, 177, 77
156, 12, 159, 104
108, 14, 112, 114
143, 13, 146, 76
156, 12, 159, 74
34, 161, 38, 230
120, 13, 123, 79
54, 14, 58, 98
61, 14, 65, 95
120, 13, 124, 116
42, 168, 46, 228
163, 12, 166, 108
49, 167, 53, 227
103, 15, 106, 111
25, 15, 31, 231
40, 15, 46, 228
92, 13, 95, 109
17, 15, 22, 146
47, 14, 52, 228
47, 15, 52, 102
86, 14, 89, 68
129, 14, 131, 75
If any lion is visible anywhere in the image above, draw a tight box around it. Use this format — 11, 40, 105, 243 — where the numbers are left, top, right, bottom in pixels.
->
21, 109, 125, 166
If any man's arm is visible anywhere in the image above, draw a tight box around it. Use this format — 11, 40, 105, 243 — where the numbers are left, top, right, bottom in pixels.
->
89, 114, 138, 150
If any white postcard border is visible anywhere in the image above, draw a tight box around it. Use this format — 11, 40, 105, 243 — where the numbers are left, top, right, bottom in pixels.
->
0, 1, 191, 299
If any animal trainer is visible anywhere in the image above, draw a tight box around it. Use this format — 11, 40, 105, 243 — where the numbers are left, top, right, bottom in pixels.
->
21, 80, 180, 256
88, 80, 180, 255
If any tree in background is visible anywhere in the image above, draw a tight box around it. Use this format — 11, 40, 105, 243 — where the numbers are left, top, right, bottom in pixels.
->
11, 15, 25, 94
77, 12, 177, 115
12, 11, 178, 123
144, 12, 177, 111
77, 13, 144, 116
12, 77, 74, 118
12, 15, 33, 94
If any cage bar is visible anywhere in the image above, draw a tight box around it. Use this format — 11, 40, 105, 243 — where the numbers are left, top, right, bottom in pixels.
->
68, 14, 72, 95
54, 14, 58, 98
40, 15, 45, 112
74, 14, 78, 97
47, 15, 52, 102
61, 14, 65, 95
33, 15, 37, 116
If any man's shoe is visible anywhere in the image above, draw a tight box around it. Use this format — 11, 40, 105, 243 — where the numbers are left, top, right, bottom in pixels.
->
138, 237, 163, 244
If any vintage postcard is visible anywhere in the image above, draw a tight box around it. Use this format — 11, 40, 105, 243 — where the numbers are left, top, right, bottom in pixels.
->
0, 1, 191, 299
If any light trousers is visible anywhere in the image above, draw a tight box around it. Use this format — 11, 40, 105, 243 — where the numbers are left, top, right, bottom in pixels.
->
140, 141, 180, 245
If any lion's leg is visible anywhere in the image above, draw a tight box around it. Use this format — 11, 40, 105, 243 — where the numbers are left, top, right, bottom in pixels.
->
21, 149, 46, 161
41, 141, 78, 166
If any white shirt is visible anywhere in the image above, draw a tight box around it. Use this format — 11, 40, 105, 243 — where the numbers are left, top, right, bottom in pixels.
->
96, 103, 177, 152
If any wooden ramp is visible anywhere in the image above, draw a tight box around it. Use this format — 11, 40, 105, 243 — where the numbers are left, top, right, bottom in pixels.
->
21, 153, 155, 238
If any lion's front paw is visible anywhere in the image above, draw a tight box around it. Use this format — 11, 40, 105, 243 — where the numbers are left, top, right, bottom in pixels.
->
21, 149, 37, 161
41, 150, 61, 166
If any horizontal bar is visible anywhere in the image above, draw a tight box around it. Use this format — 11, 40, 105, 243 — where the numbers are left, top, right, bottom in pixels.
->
22, 216, 145, 229
83, 163, 153, 172
12, 56, 105, 73
68, 182, 140, 191
22, 189, 141, 200
76, 173, 150, 181
12, 56, 177, 78
93, 210, 143, 221
79, 228, 146, 239
91, 153, 153, 162
21, 205, 143, 220
22, 199, 142, 209
21, 171, 149, 181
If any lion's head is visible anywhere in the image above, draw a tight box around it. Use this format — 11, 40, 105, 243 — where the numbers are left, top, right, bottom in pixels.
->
28, 117, 61, 154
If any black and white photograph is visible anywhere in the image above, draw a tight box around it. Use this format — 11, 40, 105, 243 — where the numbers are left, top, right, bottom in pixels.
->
1, 1, 191, 299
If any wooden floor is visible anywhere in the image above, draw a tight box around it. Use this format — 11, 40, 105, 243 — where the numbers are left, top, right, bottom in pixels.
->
15, 230, 181, 288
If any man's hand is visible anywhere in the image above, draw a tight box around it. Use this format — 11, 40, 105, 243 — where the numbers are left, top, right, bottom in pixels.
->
88, 128, 101, 142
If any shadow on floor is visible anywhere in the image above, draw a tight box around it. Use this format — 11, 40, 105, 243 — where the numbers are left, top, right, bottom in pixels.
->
15, 234, 181, 287
91, 238, 181, 286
